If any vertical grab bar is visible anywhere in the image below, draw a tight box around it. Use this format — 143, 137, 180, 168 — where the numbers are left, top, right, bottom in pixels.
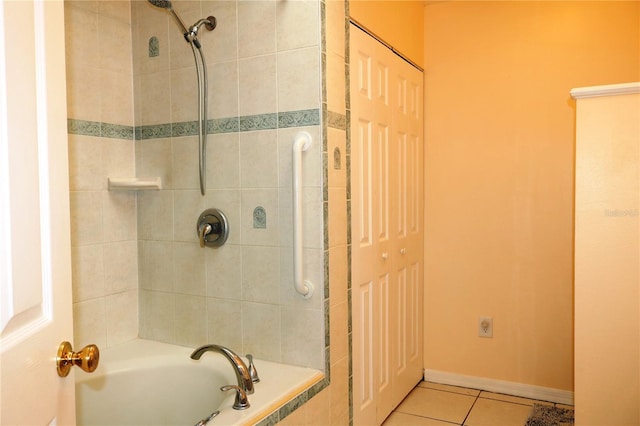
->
292, 132, 314, 299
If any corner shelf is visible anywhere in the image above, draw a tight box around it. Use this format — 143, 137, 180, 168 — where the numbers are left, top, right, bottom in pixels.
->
107, 177, 162, 191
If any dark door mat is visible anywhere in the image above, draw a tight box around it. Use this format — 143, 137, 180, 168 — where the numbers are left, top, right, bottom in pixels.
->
525, 403, 574, 426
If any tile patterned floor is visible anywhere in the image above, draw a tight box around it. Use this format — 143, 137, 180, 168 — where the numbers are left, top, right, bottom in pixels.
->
383, 381, 574, 426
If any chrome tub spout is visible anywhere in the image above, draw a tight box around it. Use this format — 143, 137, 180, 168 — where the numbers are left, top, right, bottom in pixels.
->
190, 344, 254, 395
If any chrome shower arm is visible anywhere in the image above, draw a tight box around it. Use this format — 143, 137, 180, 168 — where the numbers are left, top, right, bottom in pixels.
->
190, 16, 217, 35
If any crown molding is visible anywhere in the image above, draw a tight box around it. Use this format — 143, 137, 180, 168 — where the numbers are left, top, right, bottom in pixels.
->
570, 82, 640, 99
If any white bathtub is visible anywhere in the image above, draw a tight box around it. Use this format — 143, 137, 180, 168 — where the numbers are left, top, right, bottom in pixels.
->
75, 339, 324, 426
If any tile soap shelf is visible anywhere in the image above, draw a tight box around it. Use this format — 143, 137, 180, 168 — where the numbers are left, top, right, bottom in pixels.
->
108, 177, 162, 191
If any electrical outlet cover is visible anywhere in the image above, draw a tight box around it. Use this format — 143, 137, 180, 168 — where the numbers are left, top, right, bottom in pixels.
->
479, 317, 493, 338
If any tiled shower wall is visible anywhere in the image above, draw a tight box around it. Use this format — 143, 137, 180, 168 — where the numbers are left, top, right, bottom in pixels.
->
65, 0, 328, 370
66, 1, 139, 349
132, 0, 325, 369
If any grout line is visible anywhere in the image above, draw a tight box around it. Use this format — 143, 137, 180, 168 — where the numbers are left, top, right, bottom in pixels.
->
419, 382, 482, 398
393, 412, 461, 425
425, 388, 480, 398
476, 391, 552, 407
460, 393, 480, 426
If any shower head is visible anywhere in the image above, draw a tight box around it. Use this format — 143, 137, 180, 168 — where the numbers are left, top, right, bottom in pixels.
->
147, 0, 216, 48
147, 0, 190, 37
147, 0, 172, 10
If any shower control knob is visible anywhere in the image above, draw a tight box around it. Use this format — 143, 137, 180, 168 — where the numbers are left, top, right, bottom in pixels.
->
196, 208, 229, 248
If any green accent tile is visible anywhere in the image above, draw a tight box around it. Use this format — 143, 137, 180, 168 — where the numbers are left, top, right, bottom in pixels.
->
102, 123, 134, 140
347, 245, 352, 291
278, 393, 308, 421
307, 376, 328, 399
347, 289, 352, 334
321, 51, 328, 103
67, 119, 101, 137
323, 200, 329, 248
239, 113, 278, 131
328, 110, 347, 130
333, 147, 342, 169
348, 337, 353, 377
67, 119, 136, 140
209, 117, 239, 134
346, 161, 351, 199
324, 293, 331, 348
149, 36, 159, 57
324, 249, 330, 299
137, 123, 172, 140
346, 199, 352, 245
320, 0, 327, 54
321, 103, 329, 150
255, 413, 279, 426
323, 152, 329, 198
74, 109, 323, 141
172, 120, 200, 137
278, 109, 320, 128
253, 206, 267, 229
325, 347, 331, 378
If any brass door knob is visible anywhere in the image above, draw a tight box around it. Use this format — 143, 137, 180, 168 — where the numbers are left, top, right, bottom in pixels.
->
56, 341, 100, 377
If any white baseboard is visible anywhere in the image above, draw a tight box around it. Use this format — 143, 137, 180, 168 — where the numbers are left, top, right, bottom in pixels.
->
424, 369, 574, 406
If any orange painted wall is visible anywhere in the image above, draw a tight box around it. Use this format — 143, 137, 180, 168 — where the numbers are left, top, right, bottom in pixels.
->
349, 0, 425, 67
423, 1, 639, 390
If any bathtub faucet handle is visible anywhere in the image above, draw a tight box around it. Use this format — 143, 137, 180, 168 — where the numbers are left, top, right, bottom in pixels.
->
220, 385, 250, 410
246, 354, 260, 383
198, 223, 212, 248
194, 410, 219, 426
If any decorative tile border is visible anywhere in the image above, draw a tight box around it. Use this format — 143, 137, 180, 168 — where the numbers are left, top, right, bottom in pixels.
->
328, 110, 347, 130
136, 123, 171, 140
279, 109, 321, 128
102, 123, 135, 140
68, 109, 321, 141
67, 119, 135, 140
209, 117, 239, 134
240, 113, 278, 131
255, 376, 331, 426
171, 120, 200, 138
67, 119, 101, 137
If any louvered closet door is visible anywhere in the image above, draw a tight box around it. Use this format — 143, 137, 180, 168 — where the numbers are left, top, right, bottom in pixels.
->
351, 24, 424, 426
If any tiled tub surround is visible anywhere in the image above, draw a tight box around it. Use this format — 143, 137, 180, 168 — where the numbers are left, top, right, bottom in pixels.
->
66, 0, 328, 368
68, 111, 326, 369
66, 0, 139, 351
66, 0, 351, 423
132, 0, 325, 370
